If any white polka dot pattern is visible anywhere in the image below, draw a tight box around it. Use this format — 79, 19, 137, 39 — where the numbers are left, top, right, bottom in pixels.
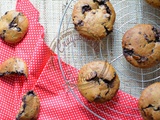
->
0, 0, 143, 120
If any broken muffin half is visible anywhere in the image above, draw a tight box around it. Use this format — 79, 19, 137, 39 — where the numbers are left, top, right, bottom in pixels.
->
0, 57, 28, 77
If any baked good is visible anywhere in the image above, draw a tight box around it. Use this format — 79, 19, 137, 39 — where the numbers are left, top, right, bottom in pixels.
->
77, 60, 120, 103
145, 0, 160, 8
16, 90, 40, 120
122, 24, 160, 68
0, 57, 28, 77
138, 82, 160, 120
72, 0, 116, 40
0, 10, 29, 44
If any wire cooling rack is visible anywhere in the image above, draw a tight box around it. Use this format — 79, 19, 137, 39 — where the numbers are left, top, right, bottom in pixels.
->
52, 0, 160, 98
50, 0, 160, 119
1, 0, 160, 119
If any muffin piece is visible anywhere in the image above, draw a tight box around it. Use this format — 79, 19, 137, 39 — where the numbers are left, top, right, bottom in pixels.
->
0, 10, 29, 44
0, 57, 28, 77
16, 90, 40, 120
78, 61, 120, 103
145, 0, 160, 8
122, 24, 160, 68
72, 0, 116, 40
138, 82, 160, 120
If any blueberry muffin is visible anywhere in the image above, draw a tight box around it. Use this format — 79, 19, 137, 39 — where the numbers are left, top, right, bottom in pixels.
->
16, 90, 40, 120
72, 0, 116, 40
78, 61, 120, 103
0, 10, 29, 44
0, 57, 28, 77
145, 0, 160, 8
122, 24, 160, 68
138, 82, 160, 120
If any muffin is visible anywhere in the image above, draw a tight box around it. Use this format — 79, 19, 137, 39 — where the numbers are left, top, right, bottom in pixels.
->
0, 10, 29, 44
0, 57, 28, 77
16, 90, 40, 120
138, 82, 160, 120
145, 0, 160, 8
72, 0, 116, 40
77, 60, 120, 103
122, 24, 160, 68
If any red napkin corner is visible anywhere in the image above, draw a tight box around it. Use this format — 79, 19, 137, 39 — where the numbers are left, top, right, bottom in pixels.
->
0, 0, 143, 120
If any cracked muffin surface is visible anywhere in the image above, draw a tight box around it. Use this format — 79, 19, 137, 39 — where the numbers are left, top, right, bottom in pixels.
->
138, 82, 160, 120
77, 61, 120, 103
122, 24, 160, 68
0, 10, 29, 44
16, 90, 40, 120
72, 0, 116, 40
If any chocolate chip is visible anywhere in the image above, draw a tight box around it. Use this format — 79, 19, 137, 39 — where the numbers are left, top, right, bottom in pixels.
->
86, 71, 97, 81
27, 90, 35, 96
23, 103, 26, 109
154, 106, 160, 111
17, 27, 21, 32
143, 104, 160, 112
123, 48, 134, 56
104, 4, 111, 14
17, 72, 24, 76
0, 34, 5, 40
18, 12, 23, 16
104, 26, 111, 35
0, 73, 4, 76
16, 103, 26, 120
4, 11, 8, 15
77, 20, 84, 26
9, 17, 18, 28
15, 70, 24, 75
103, 73, 116, 88
98, 0, 106, 5
152, 26, 160, 42
93, 0, 111, 14
3, 30, 6, 33
82, 4, 92, 14
151, 49, 154, 53
92, 11, 96, 14
144, 34, 152, 43
152, 26, 157, 33
94, 0, 108, 5
94, 95, 101, 101
0, 30, 6, 40
144, 104, 153, 109
155, 33, 160, 42
22, 95, 26, 102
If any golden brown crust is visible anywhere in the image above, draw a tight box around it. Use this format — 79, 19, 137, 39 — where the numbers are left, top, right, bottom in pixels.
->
16, 90, 40, 120
122, 24, 160, 68
145, 0, 160, 8
78, 61, 120, 103
138, 82, 160, 120
0, 10, 29, 44
72, 0, 116, 40
0, 57, 28, 77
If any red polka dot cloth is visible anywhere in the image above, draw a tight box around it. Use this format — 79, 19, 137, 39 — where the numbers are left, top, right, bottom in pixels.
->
0, 0, 143, 120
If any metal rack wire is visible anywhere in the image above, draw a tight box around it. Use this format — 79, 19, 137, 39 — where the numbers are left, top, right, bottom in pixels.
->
1, 0, 159, 119
51, 0, 160, 119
